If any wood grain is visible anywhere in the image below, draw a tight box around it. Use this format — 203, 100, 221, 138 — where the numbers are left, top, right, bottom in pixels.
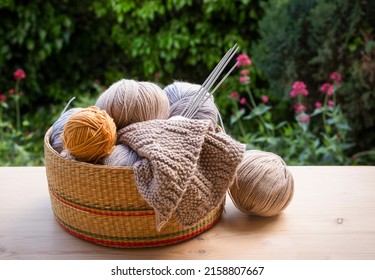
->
0, 166, 374, 260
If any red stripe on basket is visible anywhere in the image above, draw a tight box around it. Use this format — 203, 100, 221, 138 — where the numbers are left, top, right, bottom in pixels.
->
55, 215, 220, 248
50, 190, 155, 217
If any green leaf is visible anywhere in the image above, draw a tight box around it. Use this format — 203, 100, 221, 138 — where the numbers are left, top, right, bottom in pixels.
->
230, 109, 245, 125
243, 105, 271, 120
275, 121, 288, 130
365, 40, 375, 53
310, 107, 325, 117
264, 122, 274, 131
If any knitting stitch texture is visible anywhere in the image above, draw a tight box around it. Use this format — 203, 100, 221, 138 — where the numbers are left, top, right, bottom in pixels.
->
118, 118, 245, 230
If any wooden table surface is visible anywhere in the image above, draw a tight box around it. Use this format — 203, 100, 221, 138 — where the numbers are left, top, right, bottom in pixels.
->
0, 166, 374, 260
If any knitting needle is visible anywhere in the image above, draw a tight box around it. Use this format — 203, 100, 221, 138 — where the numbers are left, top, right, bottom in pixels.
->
182, 44, 238, 118
185, 44, 239, 119
184, 44, 238, 118
188, 61, 239, 119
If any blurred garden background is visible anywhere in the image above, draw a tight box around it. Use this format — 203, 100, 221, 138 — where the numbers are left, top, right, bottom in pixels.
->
0, 0, 374, 166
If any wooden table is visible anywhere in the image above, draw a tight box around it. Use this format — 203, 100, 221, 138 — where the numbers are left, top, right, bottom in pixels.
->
0, 166, 374, 260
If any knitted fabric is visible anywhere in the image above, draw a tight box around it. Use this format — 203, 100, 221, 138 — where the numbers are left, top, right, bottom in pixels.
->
117, 118, 246, 230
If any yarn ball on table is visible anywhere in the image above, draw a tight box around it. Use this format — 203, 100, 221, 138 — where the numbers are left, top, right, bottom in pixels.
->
164, 81, 219, 127
101, 144, 142, 166
50, 108, 81, 153
229, 150, 294, 217
61, 106, 117, 163
95, 79, 170, 129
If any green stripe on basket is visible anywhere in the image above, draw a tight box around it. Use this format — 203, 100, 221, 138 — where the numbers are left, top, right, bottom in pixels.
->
50, 188, 153, 212
53, 209, 221, 242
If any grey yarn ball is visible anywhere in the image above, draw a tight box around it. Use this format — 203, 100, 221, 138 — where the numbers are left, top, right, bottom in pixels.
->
164, 82, 218, 127
50, 108, 81, 153
101, 144, 142, 167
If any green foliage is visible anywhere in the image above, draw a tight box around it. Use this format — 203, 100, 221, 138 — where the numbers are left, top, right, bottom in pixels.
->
252, 0, 375, 152
0, 0, 265, 166
90, 0, 262, 83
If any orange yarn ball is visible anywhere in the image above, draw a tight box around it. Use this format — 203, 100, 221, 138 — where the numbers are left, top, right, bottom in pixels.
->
61, 106, 117, 163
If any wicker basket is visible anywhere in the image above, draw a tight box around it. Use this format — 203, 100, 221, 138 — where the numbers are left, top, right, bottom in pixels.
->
44, 128, 223, 248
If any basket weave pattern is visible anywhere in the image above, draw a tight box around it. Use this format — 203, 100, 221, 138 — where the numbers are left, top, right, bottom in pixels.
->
44, 129, 223, 248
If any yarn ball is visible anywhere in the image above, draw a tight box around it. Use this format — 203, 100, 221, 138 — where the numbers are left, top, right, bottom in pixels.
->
101, 144, 142, 166
229, 150, 294, 217
60, 150, 76, 160
164, 81, 218, 127
61, 106, 117, 163
50, 108, 81, 153
95, 79, 170, 129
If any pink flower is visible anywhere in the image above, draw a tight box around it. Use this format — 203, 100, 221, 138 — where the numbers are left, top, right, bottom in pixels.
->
262, 95, 269, 104
320, 83, 334, 96
236, 53, 252, 67
314, 101, 322, 108
13, 69, 26, 81
240, 97, 246, 105
239, 76, 250, 84
290, 89, 298, 98
240, 69, 250, 76
229, 91, 239, 100
8, 89, 14, 94
290, 81, 308, 97
0, 94, 6, 102
330, 72, 342, 85
298, 115, 311, 123
327, 100, 335, 107
293, 103, 307, 114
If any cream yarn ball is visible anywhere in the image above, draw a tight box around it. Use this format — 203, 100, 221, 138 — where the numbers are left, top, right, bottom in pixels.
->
95, 79, 170, 129
229, 150, 294, 217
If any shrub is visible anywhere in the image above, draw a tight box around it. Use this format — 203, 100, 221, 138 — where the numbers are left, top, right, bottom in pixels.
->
251, 0, 375, 152
220, 53, 357, 165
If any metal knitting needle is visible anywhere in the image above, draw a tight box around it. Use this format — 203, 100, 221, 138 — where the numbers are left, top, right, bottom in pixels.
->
182, 44, 238, 118
182, 47, 234, 117
188, 61, 239, 119
184, 44, 238, 118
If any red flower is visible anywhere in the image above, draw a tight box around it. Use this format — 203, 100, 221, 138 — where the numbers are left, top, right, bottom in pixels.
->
290, 81, 308, 97
240, 97, 246, 105
0, 94, 6, 102
8, 89, 15, 94
262, 95, 269, 104
298, 115, 311, 123
236, 53, 252, 67
314, 101, 322, 108
320, 83, 334, 96
229, 91, 240, 100
327, 100, 335, 107
13, 69, 26, 81
239, 76, 250, 84
240, 69, 250, 76
330, 72, 342, 85
293, 103, 307, 114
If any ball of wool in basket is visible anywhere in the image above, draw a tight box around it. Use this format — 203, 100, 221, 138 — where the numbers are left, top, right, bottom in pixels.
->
164, 81, 218, 127
101, 144, 141, 166
60, 149, 75, 160
229, 150, 294, 217
95, 79, 170, 129
61, 106, 117, 163
50, 108, 81, 153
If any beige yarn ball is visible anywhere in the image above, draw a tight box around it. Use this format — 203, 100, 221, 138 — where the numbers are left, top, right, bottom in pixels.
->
95, 79, 170, 129
229, 150, 294, 217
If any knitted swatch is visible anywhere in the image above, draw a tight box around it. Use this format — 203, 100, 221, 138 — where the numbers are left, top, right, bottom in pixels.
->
117, 118, 245, 230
